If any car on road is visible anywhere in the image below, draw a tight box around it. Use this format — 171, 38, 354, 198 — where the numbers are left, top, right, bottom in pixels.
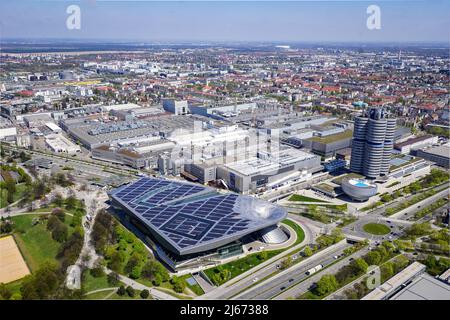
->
276, 265, 280, 269
288, 279, 294, 283
292, 255, 298, 260
386, 220, 391, 224
333, 255, 339, 259
252, 277, 258, 283
280, 286, 286, 291
349, 258, 354, 262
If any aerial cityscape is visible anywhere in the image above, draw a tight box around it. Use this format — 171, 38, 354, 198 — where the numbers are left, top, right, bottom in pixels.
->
0, 0, 449, 308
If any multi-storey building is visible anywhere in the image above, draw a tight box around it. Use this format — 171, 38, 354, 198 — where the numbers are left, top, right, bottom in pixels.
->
350, 108, 397, 178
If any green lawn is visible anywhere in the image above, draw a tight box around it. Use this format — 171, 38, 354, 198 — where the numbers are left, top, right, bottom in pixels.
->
282, 219, 305, 246
204, 249, 283, 286
332, 173, 364, 185
82, 272, 112, 293
288, 194, 329, 203
11, 214, 77, 272
84, 289, 116, 300
0, 183, 29, 208
306, 129, 353, 144
179, 274, 205, 296
11, 215, 61, 272
363, 223, 391, 235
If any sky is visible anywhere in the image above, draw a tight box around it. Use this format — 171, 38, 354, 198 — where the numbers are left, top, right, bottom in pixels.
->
0, 0, 449, 43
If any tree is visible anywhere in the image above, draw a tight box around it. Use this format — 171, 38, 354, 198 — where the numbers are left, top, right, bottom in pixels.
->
170, 276, 186, 293
314, 274, 338, 296
380, 262, 394, 282
352, 258, 369, 274
364, 251, 382, 266
51, 222, 68, 243
5, 178, 16, 204
52, 207, 66, 222
53, 193, 64, 207
90, 266, 105, 278
65, 195, 78, 210
108, 251, 125, 273
303, 246, 313, 257
126, 286, 135, 297
257, 251, 268, 260
117, 285, 126, 296
140, 289, 150, 299
130, 265, 142, 279
107, 272, 120, 286
20, 263, 61, 300
280, 256, 293, 270
0, 283, 12, 300
330, 228, 344, 243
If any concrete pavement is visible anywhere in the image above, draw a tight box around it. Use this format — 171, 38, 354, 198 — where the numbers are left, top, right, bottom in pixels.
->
234, 240, 350, 300
274, 246, 370, 300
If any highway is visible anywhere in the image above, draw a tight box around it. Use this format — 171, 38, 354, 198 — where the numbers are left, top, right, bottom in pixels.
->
233, 240, 352, 300
201, 219, 316, 300
274, 246, 370, 300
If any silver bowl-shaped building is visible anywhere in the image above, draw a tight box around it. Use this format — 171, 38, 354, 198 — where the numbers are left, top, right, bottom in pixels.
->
341, 177, 378, 201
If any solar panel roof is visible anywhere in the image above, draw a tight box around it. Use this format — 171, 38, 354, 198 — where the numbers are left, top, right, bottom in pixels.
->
110, 177, 287, 255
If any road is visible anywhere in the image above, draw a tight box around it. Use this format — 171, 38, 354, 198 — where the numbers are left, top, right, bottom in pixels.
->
274, 246, 370, 300
103, 268, 179, 300
3, 144, 137, 177
233, 240, 351, 300
201, 219, 314, 300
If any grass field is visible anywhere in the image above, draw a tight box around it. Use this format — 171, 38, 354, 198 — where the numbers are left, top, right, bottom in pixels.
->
11, 214, 76, 272
179, 274, 205, 296
0, 183, 29, 208
204, 249, 283, 286
288, 194, 329, 203
82, 272, 112, 293
282, 219, 305, 246
363, 223, 391, 235
84, 289, 116, 300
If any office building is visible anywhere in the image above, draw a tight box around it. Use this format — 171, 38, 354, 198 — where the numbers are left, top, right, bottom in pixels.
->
350, 108, 397, 178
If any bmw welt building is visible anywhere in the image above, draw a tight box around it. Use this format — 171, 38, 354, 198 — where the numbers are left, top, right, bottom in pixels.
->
109, 177, 288, 271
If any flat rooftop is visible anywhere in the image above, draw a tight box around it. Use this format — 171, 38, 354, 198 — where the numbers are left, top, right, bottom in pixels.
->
391, 273, 450, 300
224, 148, 317, 176
306, 129, 353, 144
419, 143, 450, 158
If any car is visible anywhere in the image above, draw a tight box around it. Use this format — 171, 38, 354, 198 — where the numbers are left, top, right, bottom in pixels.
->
333, 255, 339, 259
386, 220, 391, 224
280, 287, 286, 291
276, 265, 281, 269
390, 225, 394, 228
252, 277, 258, 283
288, 279, 294, 283
292, 255, 298, 260
248, 247, 253, 251
349, 258, 354, 261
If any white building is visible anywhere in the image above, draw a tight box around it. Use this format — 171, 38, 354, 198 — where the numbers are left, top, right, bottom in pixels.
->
45, 134, 81, 155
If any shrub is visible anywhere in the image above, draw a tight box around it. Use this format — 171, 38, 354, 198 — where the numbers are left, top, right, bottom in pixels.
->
126, 286, 135, 297
117, 285, 126, 296
140, 289, 150, 299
